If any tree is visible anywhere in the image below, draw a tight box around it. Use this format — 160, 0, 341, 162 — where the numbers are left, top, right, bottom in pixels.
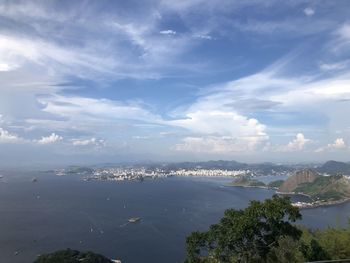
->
34, 248, 113, 263
266, 236, 305, 263
315, 227, 350, 259
185, 195, 302, 263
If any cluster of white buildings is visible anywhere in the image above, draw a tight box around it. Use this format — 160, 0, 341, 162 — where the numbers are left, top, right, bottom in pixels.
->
82, 167, 252, 182
169, 169, 250, 177
84, 167, 170, 181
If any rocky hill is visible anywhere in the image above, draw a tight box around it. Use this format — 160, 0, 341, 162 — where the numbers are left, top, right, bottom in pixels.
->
294, 175, 350, 201
279, 169, 350, 202
279, 169, 320, 192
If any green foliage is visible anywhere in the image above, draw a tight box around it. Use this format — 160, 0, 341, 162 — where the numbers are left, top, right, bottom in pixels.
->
314, 227, 350, 259
185, 195, 302, 262
267, 180, 284, 188
298, 227, 330, 261
185, 195, 350, 263
294, 175, 349, 201
34, 249, 112, 263
295, 176, 332, 194
232, 177, 266, 187
266, 236, 305, 263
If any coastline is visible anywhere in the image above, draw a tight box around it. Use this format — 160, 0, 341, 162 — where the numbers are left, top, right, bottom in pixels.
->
291, 197, 350, 209
228, 184, 275, 190
230, 185, 350, 209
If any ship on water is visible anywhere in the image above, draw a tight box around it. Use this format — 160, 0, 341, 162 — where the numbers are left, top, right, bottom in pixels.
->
128, 217, 141, 223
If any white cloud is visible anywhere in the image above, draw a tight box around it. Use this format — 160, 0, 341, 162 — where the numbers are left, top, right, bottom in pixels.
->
171, 110, 268, 153
319, 61, 348, 71
171, 110, 267, 138
303, 7, 315, 16
193, 34, 212, 40
0, 63, 16, 72
0, 34, 118, 77
315, 138, 347, 152
72, 138, 105, 147
159, 30, 176, 35
328, 138, 346, 149
287, 133, 310, 151
337, 23, 350, 41
36, 133, 63, 145
0, 128, 22, 143
277, 133, 311, 152
37, 95, 162, 127
332, 23, 350, 52
175, 135, 265, 153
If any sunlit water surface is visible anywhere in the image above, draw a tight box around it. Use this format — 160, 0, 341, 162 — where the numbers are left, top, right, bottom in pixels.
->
0, 172, 349, 263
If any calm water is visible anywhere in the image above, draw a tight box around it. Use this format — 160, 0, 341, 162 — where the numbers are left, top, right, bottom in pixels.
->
0, 172, 349, 263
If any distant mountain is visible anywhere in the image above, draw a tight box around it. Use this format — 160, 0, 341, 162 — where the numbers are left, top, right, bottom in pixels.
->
317, 160, 350, 175
279, 169, 319, 192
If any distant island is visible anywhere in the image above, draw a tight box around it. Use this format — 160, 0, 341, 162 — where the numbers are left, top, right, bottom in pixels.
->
232, 169, 350, 208
231, 177, 284, 189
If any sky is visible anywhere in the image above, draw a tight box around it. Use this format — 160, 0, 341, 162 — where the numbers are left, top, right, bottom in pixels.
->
0, 0, 350, 166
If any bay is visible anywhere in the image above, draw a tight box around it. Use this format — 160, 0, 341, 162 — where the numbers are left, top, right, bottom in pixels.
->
0, 172, 349, 263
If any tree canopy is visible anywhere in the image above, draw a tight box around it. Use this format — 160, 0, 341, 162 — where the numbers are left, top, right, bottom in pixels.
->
34, 249, 113, 263
186, 195, 303, 262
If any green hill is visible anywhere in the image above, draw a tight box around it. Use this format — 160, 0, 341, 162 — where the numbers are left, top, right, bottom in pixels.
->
294, 175, 350, 201
232, 177, 266, 187
268, 180, 285, 188
279, 169, 319, 193
278, 169, 350, 202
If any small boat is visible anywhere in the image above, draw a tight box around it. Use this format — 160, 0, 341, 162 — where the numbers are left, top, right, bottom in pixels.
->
32, 177, 38, 183
128, 217, 141, 223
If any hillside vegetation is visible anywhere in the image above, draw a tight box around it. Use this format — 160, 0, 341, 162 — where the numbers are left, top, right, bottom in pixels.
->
34, 249, 113, 263
279, 169, 319, 193
232, 177, 266, 187
294, 175, 350, 201
278, 169, 350, 202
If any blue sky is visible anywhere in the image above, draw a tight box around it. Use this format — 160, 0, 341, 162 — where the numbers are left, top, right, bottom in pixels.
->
0, 0, 350, 165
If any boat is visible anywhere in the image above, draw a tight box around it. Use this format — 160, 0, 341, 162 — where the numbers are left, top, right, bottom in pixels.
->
128, 217, 141, 223
32, 177, 37, 182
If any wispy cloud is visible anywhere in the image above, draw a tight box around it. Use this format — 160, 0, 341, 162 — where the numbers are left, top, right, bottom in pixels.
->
160, 29, 176, 35
72, 137, 105, 147
303, 7, 315, 17
0, 0, 350, 163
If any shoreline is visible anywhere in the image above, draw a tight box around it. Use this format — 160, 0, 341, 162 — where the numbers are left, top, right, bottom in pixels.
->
230, 185, 350, 209
291, 198, 350, 209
